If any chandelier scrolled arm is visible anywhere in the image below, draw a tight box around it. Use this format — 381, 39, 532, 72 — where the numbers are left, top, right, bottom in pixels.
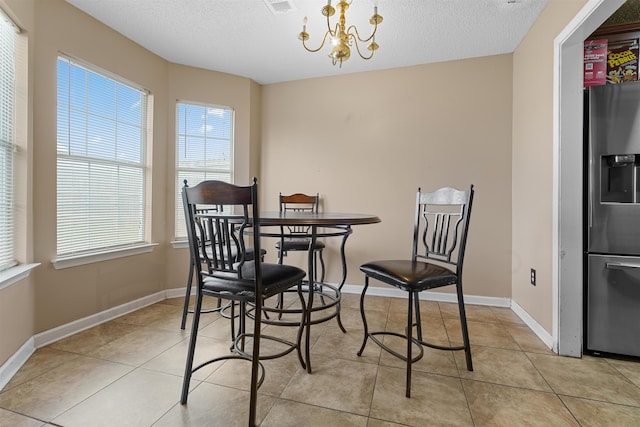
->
347, 23, 377, 44
299, 26, 333, 53
298, 0, 383, 67
349, 33, 373, 61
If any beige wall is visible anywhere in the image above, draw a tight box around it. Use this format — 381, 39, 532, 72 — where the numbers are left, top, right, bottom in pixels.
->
511, 0, 589, 332
260, 57, 514, 297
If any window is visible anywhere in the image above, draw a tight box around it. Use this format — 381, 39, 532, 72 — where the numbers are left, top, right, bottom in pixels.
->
175, 102, 233, 239
0, 10, 17, 272
56, 56, 149, 257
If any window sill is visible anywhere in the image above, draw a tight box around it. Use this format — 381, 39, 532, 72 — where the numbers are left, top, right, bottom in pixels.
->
0, 263, 41, 291
52, 243, 158, 270
171, 239, 188, 249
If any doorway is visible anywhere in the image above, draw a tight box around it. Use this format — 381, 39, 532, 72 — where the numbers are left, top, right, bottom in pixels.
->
555, 0, 626, 356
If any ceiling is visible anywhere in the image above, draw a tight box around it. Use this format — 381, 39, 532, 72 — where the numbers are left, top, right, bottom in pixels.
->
65, 0, 549, 85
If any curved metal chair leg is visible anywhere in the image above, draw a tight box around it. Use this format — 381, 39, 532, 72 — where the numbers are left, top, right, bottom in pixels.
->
295, 283, 308, 371
315, 251, 327, 307
303, 234, 316, 374
357, 277, 370, 356
335, 301, 347, 334
335, 227, 351, 333
318, 249, 326, 283
276, 246, 285, 320
457, 280, 473, 371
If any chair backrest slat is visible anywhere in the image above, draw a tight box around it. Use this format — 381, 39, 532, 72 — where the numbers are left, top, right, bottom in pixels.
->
183, 179, 260, 285
413, 186, 474, 270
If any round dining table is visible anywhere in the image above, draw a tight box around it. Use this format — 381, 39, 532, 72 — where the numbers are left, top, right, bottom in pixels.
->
257, 211, 381, 373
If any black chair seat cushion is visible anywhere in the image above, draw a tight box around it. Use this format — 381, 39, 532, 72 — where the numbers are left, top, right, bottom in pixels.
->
275, 238, 325, 252
360, 260, 457, 292
203, 262, 306, 299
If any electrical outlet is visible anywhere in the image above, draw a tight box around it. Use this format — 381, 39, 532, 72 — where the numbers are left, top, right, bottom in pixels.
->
530, 268, 536, 286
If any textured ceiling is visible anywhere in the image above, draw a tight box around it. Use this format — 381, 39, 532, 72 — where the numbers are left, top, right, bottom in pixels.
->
603, 0, 640, 26
65, 0, 549, 85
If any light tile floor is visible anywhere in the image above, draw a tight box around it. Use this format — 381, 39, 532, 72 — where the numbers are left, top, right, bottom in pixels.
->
2, 293, 640, 426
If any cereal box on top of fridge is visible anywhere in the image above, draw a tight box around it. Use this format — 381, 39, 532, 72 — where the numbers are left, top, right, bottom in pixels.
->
606, 38, 639, 84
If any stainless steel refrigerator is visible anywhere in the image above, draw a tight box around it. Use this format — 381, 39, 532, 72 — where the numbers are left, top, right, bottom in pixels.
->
585, 81, 640, 358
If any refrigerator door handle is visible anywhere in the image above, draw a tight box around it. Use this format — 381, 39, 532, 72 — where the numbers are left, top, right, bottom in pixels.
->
587, 136, 594, 230
606, 262, 640, 270
588, 178, 594, 229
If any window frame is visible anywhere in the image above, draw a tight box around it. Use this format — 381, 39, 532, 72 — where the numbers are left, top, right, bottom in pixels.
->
53, 54, 154, 268
0, 8, 18, 273
174, 101, 234, 240
0, 7, 39, 288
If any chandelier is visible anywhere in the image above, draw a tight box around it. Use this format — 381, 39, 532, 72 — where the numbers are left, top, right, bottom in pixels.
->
298, 0, 383, 67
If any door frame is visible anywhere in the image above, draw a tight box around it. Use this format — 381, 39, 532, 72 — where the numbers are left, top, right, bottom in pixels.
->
554, 0, 625, 356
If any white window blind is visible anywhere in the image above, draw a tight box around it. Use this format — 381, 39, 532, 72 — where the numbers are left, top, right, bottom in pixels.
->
0, 10, 18, 272
175, 102, 233, 239
57, 56, 148, 256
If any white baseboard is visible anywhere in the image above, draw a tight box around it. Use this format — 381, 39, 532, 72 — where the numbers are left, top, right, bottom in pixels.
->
166, 287, 190, 299
33, 290, 169, 348
0, 338, 35, 392
511, 300, 554, 350
0, 290, 173, 392
340, 284, 511, 308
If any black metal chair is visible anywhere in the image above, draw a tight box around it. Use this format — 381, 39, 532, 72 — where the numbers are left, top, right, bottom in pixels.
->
357, 185, 475, 397
179, 204, 266, 330
180, 179, 307, 426
275, 193, 325, 283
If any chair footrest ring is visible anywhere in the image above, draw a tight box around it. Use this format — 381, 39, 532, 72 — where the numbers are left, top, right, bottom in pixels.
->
414, 338, 465, 352
186, 299, 240, 319
190, 354, 266, 390
367, 331, 424, 363
233, 333, 301, 362
405, 323, 466, 351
